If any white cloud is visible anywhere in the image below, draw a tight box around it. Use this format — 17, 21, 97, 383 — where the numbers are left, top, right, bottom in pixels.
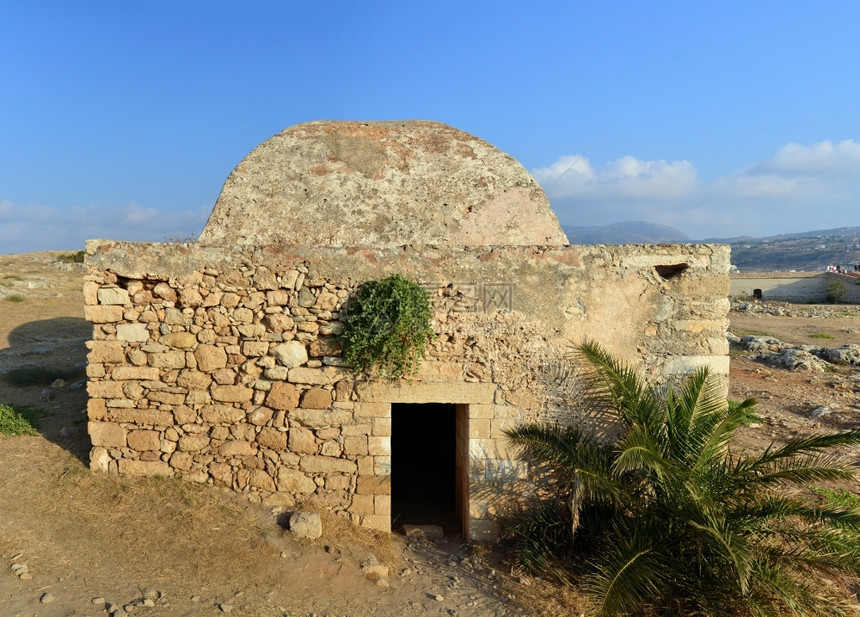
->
0, 201, 210, 255
754, 139, 860, 178
535, 140, 860, 239
533, 155, 697, 201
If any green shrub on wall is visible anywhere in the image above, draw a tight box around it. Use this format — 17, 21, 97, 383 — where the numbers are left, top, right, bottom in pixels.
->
341, 274, 435, 380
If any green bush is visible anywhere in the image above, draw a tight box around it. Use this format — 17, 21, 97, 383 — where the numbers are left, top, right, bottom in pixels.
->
3, 294, 25, 303
57, 250, 85, 263
163, 234, 198, 244
0, 403, 45, 436
341, 274, 434, 379
503, 341, 860, 617
826, 280, 847, 303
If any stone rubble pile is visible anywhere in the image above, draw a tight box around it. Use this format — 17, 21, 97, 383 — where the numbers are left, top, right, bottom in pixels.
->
729, 332, 860, 372
731, 299, 860, 318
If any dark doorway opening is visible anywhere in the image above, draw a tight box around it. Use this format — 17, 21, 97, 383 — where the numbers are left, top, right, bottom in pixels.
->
391, 403, 464, 537
753, 288, 763, 300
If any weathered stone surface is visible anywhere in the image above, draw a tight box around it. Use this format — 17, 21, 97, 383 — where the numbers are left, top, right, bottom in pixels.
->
201, 405, 245, 424
248, 469, 276, 491
177, 370, 212, 390
83, 280, 99, 305
211, 385, 253, 403
277, 468, 316, 494
246, 406, 274, 426
315, 291, 339, 311
357, 475, 390, 495
194, 345, 228, 372
288, 427, 317, 454
274, 341, 308, 368
288, 367, 336, 385
105, 408, 174, 426
218, 440, 256, 456
162, 332, 197, 349
179, 288, 203, 307
291, 408, 353, 427
88, 421, 126, 447
119, 459, 173, 477
309, 337, 341, 357
116, 323, 149, 342
111, 366, 160, 380
85, 305, 123, 323
127, 429, 161, 451
300, 455, 356, 474
170, 451, 193, 470
266, 382, 299, 410
343, 435, 368, 455
199, 121, 568, 247
264, 313, 294, 332
146, 390, 186, 405
87, 398, 107, 421
301, 387, 332, 410
241, 341, 269, 357
87, 340, 127, 363
289, 512, 322, 540
98, 286, 130, 305
152, 282, 177, 302
266, 290, 290, 306
257, 427, 287, 450
178, 433, 210, 452
87, 380, 125, 398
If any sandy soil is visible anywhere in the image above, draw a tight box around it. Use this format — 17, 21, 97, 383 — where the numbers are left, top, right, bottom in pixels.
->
2, 252, 859, 616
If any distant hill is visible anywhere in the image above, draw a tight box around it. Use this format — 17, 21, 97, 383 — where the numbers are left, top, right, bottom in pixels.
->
561, 222, 860, 271
562, 221, 690, 244
722, 226, 860, 272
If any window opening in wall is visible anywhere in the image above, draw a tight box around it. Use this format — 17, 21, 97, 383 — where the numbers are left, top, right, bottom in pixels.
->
391, 403, 465, 538
655, 263, 689, 280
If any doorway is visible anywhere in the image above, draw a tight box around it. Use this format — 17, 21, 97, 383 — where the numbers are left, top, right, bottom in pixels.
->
391, 403, 468, 538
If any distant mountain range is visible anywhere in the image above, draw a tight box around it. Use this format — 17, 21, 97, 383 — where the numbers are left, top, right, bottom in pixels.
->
562, 222, 860, 272
561, 221, 690, 244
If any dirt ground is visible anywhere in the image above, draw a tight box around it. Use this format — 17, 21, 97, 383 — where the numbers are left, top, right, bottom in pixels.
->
729, 307, 860, 458
2, 252, 859, 616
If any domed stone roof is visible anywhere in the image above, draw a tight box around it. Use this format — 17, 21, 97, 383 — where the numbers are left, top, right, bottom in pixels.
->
198, 120, 568, 247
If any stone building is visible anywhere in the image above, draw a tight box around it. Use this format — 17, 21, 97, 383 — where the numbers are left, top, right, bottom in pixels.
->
85, 121, 730, 540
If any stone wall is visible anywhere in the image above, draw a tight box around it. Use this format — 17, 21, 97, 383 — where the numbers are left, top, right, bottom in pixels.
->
84, 240, 730, 539
731, 272, 860, 303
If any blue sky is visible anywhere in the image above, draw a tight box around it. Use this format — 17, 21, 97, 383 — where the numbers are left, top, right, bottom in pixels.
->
1, 1, 858, 254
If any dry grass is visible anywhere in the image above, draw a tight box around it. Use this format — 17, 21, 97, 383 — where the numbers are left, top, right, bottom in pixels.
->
5, 450, 282, 587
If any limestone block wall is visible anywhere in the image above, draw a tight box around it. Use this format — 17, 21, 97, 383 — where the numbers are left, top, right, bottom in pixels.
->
84, 240, 730, 539
731, 272, 860, 303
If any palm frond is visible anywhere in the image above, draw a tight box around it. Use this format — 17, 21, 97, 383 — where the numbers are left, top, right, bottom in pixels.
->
575, 340, 664, 432
502, 341, 860, 617
612, 425, 670, 478
736, 430, 860, 474
741, 454, 858, 487
586, 526, 667, 617
499, 500, 573, 583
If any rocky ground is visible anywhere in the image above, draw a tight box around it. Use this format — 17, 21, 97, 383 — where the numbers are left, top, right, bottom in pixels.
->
1, 253, 859, 616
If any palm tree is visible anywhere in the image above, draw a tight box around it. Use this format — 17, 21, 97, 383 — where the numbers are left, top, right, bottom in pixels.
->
504, 341, 860, 617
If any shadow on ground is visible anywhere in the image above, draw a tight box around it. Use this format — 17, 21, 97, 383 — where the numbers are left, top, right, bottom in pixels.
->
1, 316, 91, 463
